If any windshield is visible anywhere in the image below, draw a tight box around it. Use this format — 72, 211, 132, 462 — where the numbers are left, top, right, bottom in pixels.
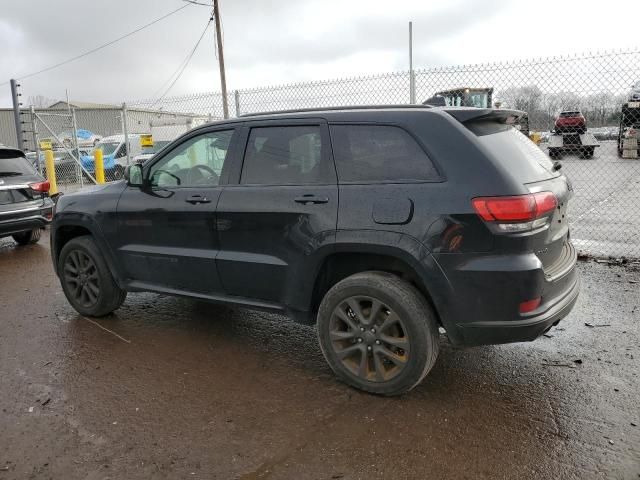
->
440, 90, 490, 108
467, 91, 490, 108
93, 142, 120, 156
0, 152, 36, 176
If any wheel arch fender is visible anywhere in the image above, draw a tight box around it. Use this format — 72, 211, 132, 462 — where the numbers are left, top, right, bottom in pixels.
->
306, 229, 454, 336
52, 212, 125, 287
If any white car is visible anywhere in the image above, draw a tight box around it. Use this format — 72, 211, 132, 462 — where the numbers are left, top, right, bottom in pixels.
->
132, 140, 172, 164
630, 80, 640, 101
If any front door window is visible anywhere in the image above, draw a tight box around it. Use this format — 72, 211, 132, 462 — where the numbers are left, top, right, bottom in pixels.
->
148, 130, 234, 188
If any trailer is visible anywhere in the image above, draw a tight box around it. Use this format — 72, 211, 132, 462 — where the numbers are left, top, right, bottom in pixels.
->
617, 102, 640, 159
548, 131, 599, 159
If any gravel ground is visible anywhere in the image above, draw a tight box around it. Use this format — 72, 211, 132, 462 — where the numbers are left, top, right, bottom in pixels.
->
0, 235, 639, 479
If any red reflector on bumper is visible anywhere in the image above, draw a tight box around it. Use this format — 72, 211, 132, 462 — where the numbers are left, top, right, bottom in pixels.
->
519, 297, 541, 314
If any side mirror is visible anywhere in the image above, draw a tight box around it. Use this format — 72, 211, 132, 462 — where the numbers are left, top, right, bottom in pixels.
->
125, 164, 143, 187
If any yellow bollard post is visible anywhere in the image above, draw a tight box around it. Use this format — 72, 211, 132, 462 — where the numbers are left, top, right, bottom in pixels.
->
44, 149, 58, 196
94, 148, 105, 184
529, 132, 541, 145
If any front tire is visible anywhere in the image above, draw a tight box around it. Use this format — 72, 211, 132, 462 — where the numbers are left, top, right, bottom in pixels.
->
317, 271, 439, 396
58, 235, 126, 317
12, 228, 41, 245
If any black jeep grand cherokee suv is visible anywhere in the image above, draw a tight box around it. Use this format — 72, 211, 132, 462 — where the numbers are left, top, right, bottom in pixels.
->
51, 106, 579, 395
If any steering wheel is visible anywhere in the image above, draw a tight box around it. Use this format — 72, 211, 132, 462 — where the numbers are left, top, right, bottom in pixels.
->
188, 164, 219, 185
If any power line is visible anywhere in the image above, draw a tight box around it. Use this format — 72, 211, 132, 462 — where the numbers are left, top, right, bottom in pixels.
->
1, 3, 192, 86
150, 17, 213, 107
149, 16, 212, 104
182, 0, 212, 6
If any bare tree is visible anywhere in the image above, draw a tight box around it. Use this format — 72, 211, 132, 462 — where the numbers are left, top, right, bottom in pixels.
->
541, 93, 561, 130
497, 85, 544, 129
582, 92, 613, 127
497, 85, 543, 113
555, 91, 581, 112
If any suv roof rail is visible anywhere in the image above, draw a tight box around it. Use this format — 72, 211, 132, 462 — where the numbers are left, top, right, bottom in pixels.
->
239, 104, 433, 118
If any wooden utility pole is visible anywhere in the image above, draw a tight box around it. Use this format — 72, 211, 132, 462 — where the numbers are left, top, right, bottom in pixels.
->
409, 22, 415, 104
213, 0, 229, 118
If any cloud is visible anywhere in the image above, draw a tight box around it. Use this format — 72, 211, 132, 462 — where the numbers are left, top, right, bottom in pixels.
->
0, 0, 638, 107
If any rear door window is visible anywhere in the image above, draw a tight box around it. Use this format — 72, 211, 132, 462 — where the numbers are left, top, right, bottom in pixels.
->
241, 126, 326, 185
468, 123, 558, 183
330, 124, 438, 183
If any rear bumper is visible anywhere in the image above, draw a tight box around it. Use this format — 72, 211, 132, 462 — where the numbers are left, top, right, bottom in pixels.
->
431, 243, 580, 347
0, 203, 54, 238
457, 274, 580, 346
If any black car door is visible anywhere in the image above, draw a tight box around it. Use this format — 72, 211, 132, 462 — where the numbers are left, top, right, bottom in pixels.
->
115, 126, 239, 294
215, 119, 338, 307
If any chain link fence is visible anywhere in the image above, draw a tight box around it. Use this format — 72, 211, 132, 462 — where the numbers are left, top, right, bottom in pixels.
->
15, 104, 207, 192
132, 49, 640, 259
5, 48, 639, 257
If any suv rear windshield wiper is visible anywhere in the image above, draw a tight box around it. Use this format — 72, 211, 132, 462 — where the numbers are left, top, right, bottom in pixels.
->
0, 171, 24, 177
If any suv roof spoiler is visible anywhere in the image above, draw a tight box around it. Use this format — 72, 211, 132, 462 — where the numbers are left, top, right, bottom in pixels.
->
442, 108, 526, 124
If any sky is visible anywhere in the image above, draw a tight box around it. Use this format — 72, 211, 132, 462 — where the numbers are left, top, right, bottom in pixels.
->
0, 0, 638, 107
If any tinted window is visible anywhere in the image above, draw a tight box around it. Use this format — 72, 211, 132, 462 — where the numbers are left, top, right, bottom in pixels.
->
469, 122, 558, 183
330, 125, 437, 183
241, 126, 324, 185
0, 152, 35, 176
149, 130, 233, 187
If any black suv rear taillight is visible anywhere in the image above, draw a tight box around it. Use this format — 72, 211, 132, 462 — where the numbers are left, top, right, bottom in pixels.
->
472, 192, 557, 233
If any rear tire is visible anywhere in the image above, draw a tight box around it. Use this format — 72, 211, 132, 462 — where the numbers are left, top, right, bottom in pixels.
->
58, 235, 126, 317
12, 228, 41, 245
317, 271, 439, 396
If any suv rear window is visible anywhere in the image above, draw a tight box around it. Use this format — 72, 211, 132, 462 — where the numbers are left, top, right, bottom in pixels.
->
469, 123, 558, 183
0, 151, 35, 176
559, 111, 581, 117
330, 125, 438, 183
